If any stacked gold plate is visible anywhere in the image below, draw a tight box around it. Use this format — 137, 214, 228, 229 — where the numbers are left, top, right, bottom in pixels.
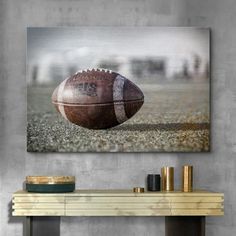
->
26, 176, 75, 193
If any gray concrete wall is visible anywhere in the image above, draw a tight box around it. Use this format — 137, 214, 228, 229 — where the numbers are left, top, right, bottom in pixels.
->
0, 0, 235, 235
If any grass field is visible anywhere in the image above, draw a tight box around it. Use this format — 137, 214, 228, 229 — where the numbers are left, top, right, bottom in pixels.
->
27, 81, 210, 152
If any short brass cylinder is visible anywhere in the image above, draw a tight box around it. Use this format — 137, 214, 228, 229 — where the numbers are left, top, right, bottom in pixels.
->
182, 165, 193, 192
133, 187, 145, 193
161, 167, 174, 191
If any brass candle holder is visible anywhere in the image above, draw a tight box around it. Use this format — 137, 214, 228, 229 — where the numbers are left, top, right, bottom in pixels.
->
182, 165, 193, 192
161, 167, 174, 191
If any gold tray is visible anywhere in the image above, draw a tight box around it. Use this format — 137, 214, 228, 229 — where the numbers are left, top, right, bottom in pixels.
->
26, 176, 75, 184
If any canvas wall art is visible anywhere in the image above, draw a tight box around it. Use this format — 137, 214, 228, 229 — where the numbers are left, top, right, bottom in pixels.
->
27, 27, 210, 152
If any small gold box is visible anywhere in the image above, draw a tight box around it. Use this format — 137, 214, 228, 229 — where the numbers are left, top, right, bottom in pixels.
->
133, 187, 145, 193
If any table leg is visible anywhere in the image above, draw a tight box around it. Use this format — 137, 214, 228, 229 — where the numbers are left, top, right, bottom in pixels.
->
24, 216, 60, 236
165, 216, 205, 236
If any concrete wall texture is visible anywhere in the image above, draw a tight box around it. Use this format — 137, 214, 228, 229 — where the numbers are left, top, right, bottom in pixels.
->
0, 0, 235, 235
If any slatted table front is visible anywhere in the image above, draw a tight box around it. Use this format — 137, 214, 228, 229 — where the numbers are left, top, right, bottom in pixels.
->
12, 190, 224, 236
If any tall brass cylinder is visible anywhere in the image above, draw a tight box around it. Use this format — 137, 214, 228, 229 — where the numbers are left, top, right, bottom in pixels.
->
182, 165, 193, 192
161, 167, 174, 191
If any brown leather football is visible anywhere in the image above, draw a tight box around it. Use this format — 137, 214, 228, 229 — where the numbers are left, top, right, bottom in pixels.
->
52, 68, 144, 129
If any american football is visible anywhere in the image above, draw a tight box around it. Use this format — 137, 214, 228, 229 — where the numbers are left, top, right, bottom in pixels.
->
52, 69, 144, 129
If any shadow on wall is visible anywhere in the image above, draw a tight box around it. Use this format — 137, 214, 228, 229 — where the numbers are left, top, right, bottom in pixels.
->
7, 183, 26, 235
8, 201, 24, 224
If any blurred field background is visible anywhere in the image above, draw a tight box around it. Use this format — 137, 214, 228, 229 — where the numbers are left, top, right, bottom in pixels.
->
27, 27, 210, 152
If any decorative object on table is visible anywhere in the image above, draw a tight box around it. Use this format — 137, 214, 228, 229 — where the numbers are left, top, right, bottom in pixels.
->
133, 187, 145, 193
161, 167, 174, 191
27, 27, 210, 153
25, 176, 75, 193
182, 165, 193, 192
147, 174, 161, 191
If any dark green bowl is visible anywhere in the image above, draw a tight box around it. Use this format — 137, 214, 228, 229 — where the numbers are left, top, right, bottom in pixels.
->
26, 183, 75, 193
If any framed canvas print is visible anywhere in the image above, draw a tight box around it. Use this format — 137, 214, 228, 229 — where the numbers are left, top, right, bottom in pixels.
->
27, 27, 210, 152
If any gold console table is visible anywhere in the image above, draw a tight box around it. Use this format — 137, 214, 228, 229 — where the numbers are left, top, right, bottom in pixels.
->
12, 190, 224, 236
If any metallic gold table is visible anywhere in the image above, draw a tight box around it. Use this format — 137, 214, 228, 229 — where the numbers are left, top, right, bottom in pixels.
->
12, 190, 224, 236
